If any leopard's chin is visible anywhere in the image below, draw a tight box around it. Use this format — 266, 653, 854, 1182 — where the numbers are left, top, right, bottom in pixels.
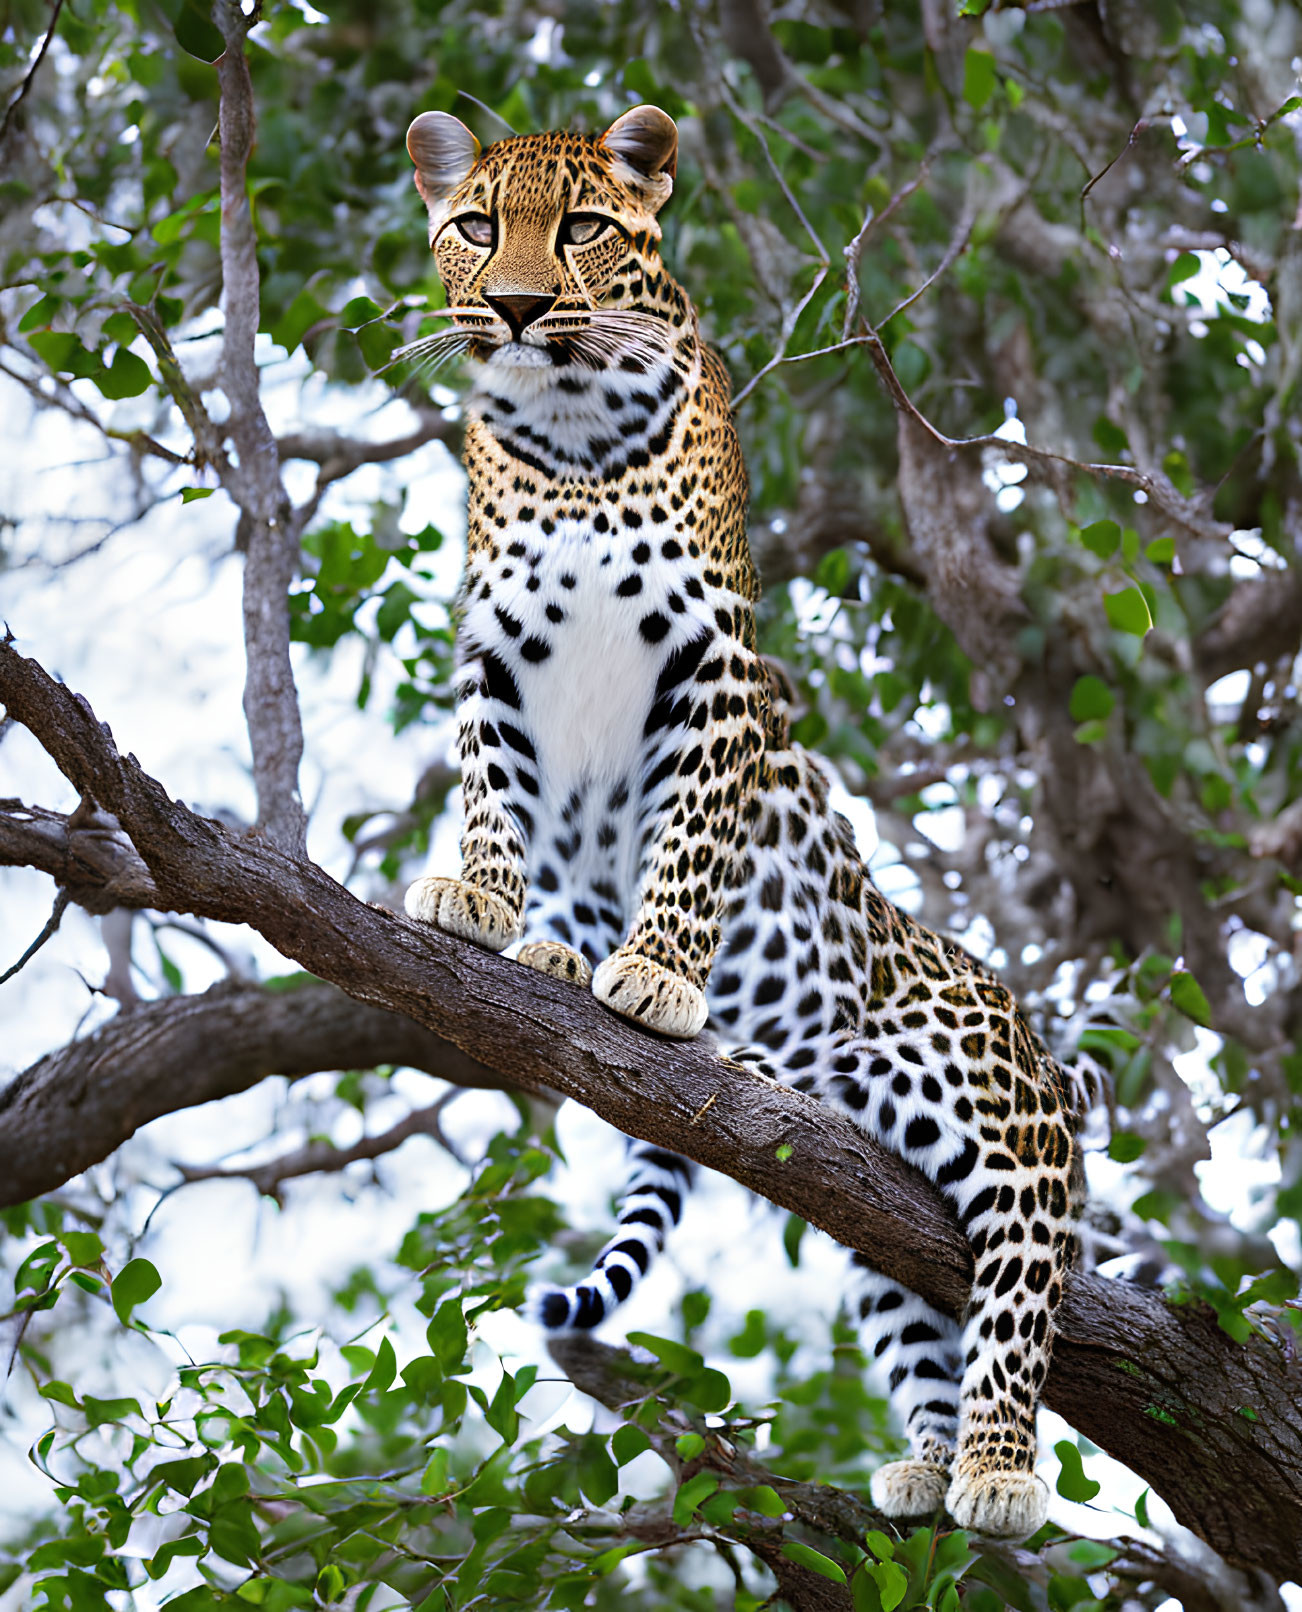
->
484, 341, 553, 370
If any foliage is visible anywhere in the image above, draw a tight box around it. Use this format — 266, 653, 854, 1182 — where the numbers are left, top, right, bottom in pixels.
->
3, 0, 1302, 1605
1, 1129, 1073, 1611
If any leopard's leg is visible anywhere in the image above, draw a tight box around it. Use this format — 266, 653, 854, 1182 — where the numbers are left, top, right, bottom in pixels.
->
936, 1107, 1075, 1539
799, 1025, 1069, 1541
405, 644, 530, 951
592, 630, 767, 1039
757, 1035, 963, 1520
847, 1257, 961, 1518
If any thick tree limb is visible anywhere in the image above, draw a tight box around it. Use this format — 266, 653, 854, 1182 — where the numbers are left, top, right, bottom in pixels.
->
2, 640, 1301, 1577
1195, 570, 1302, 683
0, 798, 160, 912
0, 978, 507, 1205
214, 1, 307, 856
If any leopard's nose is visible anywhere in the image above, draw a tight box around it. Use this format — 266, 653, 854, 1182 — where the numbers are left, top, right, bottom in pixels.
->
485, 293, 557, 339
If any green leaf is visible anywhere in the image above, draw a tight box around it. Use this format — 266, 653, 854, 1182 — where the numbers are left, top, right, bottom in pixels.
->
1078, 519, 1120, 558
271, 289, 330, 354
1104, 586, 1152, 636
863, 1529, 894, 1561
865, 1559, 909, 1611
962, 47, 997, 111
675, 1432, 705, 1460
1134, 1488, 1151, 1528
1069, 676, 1114, 722
672, 1471, 719, 1525
1054, 1439, 1101, 1503
1169, 970, 1211, 1025
426, 1300, 468, 1371
1145, 537, 1175, 564
745, 1484, 786, 1517
420, 1448, 449, 1496
83, 1394, 143, 1426
728, 1309, 767, 1357
340, 296, 384, 329
39, 1380, 81, 1407
62, 1231, 103, 1267
1108, 1131, 1146, 1163
1167, 251, 1200, 288
1069, 1541, 1119, 1569
95, 348, 152, 399
19, 293, 60, 332
146, 1534, 205, 1580
171, 0, 225, 61
611, 1424, 651, 1465
578, 1444, 619, 1506
783, 1214, 806, 1268
781, 1540, 846, 1584
1091, 416, 1128, 457
112, 1258, 161, 1324
28, 329, 96, 376
181, 487, 215, 503
625, 1331, 703, 1376
364, 1335, 397, 1394
358, 320, 398, 369
682, 1367, 731, 1412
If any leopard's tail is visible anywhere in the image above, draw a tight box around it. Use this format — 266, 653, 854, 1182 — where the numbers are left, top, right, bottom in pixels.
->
531, 1141, 694, 1331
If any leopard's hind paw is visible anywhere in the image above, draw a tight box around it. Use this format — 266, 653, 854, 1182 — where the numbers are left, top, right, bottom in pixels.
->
946, 1470, 1048, 1539
592, 949, 707, 1039
869, 1459, 950, 1519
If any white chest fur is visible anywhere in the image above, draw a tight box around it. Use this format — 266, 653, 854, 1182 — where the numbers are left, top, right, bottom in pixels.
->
461, 520, 713, 808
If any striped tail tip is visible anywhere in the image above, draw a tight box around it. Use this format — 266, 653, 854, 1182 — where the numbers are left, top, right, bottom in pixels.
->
527, 1280, 614, 1333
526, 1142, 694, 1335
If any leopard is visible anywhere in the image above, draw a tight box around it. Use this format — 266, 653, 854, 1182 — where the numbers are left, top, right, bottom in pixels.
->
400, 102, 1086, 1540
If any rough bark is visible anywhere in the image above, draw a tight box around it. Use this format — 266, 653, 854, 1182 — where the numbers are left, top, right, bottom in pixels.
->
2, 639, 1301, 1579
0, 979, 507, 1204
214, 1, 306, 855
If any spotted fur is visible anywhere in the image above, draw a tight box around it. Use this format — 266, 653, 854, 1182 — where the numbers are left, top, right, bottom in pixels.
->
402, 106, 1083, 1540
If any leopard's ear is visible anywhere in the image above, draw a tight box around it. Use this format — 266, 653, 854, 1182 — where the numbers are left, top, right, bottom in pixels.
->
407, 111, 481, 225
601, 105, 677, 210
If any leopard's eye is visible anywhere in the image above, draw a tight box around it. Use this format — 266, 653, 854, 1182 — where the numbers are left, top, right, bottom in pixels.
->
558, 213, 613, 248
453, 214, 493, 247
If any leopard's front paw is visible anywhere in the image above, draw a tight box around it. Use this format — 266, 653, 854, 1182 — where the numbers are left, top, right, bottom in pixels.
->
945, 1470, 1048, 1540
518, 941, 593, 987
592, 949, 708, 1039
869, 1459, 950, 1519
404, 876, 523, 952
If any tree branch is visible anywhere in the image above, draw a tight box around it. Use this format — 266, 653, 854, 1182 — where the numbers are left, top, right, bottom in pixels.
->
2, 638, 1301, 1578
176, 1089, 474, 1197
214, 1, 306, 855
0, 978, 507, 1205
0, 0, 65, 148
276, 412, 460, 489
0, 797, 160, 912
1195, 570, 1302, 683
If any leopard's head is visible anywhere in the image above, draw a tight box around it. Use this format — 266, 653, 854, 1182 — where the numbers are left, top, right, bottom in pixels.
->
402, 106, 688, 381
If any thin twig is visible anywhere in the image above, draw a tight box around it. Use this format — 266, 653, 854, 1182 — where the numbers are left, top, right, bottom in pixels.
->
0, 889, 70, 985
878, 191, 977, 329
0, 0, 65, 146
175, 1091, 469, 1197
